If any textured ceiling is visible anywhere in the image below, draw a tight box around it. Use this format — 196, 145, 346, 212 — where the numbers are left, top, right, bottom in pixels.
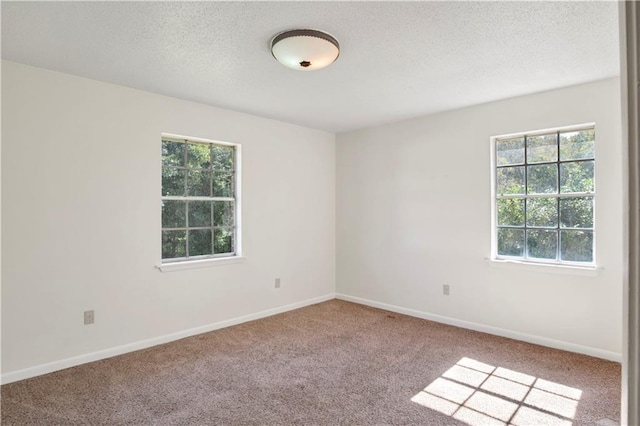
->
1, 1, 620, 133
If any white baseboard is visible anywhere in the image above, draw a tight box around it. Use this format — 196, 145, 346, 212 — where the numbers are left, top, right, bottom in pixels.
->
1, 293, 336, 385
336, 293, 622, 363
2, 291, 620, 385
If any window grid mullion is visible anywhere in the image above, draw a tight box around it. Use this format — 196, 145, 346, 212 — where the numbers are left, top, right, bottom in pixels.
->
162, 196, 234, 202
524, 134, 529, 259
185, 200, 190, 257
497, 192, 595, 199
555, 131, 560, 261
495, 158, 594, 169
211, 199, 216, 254
163, 226, 222, 231
556, 135, 560, 260
210, 144, 215, 255
184, 141, 189, 197
210, 144, 215, 198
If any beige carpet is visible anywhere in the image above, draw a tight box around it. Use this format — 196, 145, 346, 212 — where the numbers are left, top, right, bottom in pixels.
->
1, 300, 620, 425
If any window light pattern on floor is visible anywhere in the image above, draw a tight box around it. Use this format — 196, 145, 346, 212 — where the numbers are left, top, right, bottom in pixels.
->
411, 357, 582, 426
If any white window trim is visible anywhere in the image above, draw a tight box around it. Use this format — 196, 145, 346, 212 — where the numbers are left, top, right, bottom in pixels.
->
156, 256, 246, 272
485, 257, 602, 276
159, 133, 242, 270
489, 123, 597, 269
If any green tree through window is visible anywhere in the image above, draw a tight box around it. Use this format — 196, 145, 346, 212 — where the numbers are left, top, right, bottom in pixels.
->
161, 137, 237, 262
494, 127, 595, 264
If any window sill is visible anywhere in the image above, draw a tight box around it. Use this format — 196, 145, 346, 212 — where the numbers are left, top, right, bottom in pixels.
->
485, 257, 602, 276
157, 256, 245, 272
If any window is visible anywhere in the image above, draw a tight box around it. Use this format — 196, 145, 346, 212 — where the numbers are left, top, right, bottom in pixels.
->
161, 135, 239, 263
492, 126, 595, 266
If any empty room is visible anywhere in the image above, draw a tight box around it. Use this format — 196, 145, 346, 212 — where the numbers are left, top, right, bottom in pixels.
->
2, 1, 638, 425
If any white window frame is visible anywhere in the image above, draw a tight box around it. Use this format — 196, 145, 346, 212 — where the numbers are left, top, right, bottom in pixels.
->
158, 133, 242, 271
490, 123, 596, 268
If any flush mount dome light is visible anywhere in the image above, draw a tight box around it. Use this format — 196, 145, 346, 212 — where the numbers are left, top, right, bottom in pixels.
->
271, 29, 339, 71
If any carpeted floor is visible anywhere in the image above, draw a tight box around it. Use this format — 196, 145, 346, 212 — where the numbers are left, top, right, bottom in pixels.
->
1, 300, 621, 425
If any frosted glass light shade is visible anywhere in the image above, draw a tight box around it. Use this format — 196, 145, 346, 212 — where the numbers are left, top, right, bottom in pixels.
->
271, 29, 339, 71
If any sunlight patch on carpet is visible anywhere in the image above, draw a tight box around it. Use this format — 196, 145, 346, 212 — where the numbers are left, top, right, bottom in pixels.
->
411, 357, 581, 426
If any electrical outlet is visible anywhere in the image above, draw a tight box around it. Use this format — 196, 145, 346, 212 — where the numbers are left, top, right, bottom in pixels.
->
443, 285, 450, 296
275, 278, 281, 289
84, 310, 95, 325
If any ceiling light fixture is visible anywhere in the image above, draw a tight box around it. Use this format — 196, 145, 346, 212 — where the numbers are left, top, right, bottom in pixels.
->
270, 29, 339, 71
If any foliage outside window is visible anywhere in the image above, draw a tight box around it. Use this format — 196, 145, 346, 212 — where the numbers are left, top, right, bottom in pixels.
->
161, 137, 237, 262
494, 127, 595, 265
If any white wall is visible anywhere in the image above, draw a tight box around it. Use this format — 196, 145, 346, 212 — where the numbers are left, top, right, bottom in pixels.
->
337, 78, 623, 357
1, 60, 623, 382
1, 61, 336, 376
